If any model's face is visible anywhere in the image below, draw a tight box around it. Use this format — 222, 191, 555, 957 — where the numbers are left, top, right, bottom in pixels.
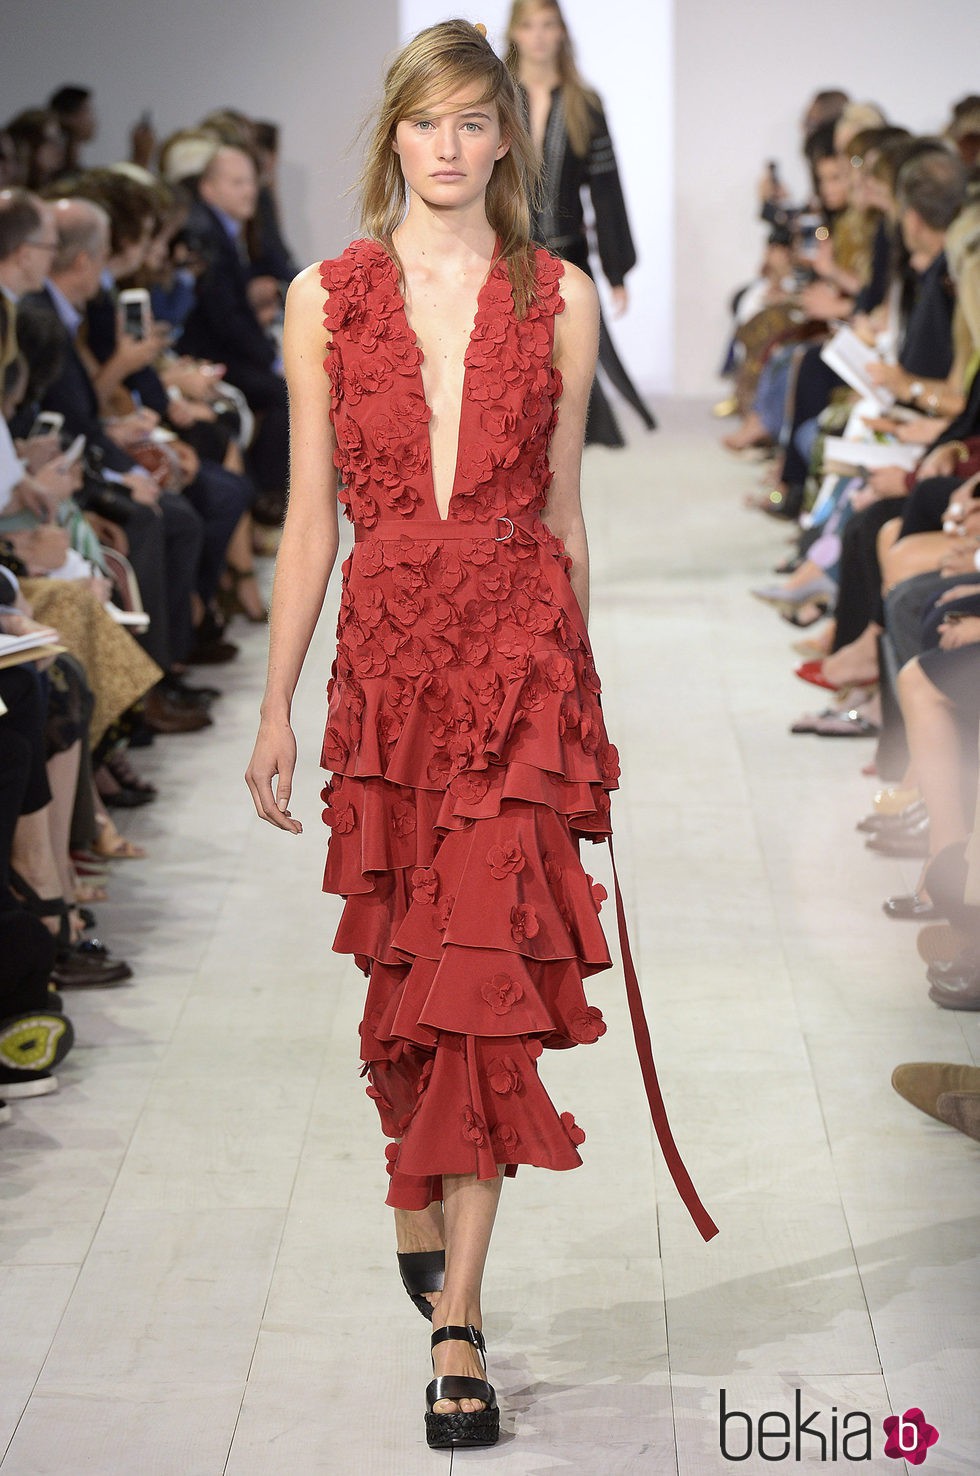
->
393, 89, 509, 210
201, 148, 258, 223
510, 6, 564, 66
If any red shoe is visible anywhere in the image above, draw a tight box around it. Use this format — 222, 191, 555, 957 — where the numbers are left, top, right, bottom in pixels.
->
795, 660, 878, 691
794, 661, 839, 691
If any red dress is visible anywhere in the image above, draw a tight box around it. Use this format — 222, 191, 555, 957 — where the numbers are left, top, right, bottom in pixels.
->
318, 240, 716, 1239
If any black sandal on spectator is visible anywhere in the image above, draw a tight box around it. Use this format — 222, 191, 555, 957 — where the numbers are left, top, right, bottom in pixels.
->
188, 610, 239, 666
9, 869, 71, 949
96, 765, 155, 809
105, 752, 157, 795
218, 565, 268, 624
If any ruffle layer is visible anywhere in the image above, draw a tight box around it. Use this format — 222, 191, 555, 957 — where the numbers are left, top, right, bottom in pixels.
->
363, 1009, 591, 1210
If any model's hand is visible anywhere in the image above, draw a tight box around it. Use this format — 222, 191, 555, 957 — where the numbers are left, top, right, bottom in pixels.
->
246, 717, 302, 833
609, 284, 628, 318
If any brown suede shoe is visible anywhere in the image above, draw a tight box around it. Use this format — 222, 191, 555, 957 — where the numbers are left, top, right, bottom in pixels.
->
936, 1091, 980, 1143
891, 1062, 980, 1123
144, 688, 213, 734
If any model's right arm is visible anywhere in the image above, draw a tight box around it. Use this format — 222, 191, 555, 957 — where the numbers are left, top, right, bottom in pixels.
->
245, 263, 339, 833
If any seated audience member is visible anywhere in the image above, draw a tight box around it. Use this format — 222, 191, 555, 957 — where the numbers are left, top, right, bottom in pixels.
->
4, 110, 64, 192
48, 87, 97, 179
0, 132, 18, 191
253, 120, 299, 284
177, 143, 288, 523
14, 197, 218, 724
946, 95, 980, 169
66, 167, 264, 624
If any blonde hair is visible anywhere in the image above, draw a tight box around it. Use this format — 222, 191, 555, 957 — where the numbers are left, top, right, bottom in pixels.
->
360, 19, 540, 316
947, 201, 980, 351
504, 0, 599, 159
834, 102, 887, 157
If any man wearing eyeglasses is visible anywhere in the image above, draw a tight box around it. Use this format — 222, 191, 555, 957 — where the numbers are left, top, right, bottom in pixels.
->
0, 188, 58, 306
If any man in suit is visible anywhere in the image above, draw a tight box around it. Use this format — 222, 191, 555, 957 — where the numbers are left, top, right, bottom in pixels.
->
179, 145, 288, 521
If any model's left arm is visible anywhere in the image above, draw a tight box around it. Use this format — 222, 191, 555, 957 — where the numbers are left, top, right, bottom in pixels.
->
543, 262, 599, 625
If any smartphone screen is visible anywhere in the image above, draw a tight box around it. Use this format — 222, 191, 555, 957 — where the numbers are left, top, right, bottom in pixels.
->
123, 299, 147, 340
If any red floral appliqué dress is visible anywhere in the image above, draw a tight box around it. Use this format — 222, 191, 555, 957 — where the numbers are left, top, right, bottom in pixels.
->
317, 240, 716, 1239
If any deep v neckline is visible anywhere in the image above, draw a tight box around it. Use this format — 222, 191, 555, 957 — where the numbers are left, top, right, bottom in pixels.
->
385, 248, 500, 521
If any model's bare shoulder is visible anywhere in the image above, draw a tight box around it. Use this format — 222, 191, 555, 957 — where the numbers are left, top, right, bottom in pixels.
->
287, 261, 330, 309
556, 260, 599, 317
554, 260, 599, 363
284, 262, 334, 373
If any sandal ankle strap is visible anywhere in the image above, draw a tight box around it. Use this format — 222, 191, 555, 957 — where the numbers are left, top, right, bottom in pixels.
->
431, 1323, 485, 1353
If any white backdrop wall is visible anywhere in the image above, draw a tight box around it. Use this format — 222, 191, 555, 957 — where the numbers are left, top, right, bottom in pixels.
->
2, 1, 978, 396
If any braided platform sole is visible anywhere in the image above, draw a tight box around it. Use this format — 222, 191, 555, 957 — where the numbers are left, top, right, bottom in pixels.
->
425, 1406, 500, 1449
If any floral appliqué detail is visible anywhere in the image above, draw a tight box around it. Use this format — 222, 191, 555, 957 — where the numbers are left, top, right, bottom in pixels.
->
391, 802, 416, 838
411, 867, 439, 905
481, 974, 525, 1016
510, 904, 539, 945
462, 1105, 487, 1147
491, 1123, 520, 1158
567, 1006, 607, 1045
487, 842, 525, 880
487, 1055, 522, 1095
329, 800, 357, 835
560, 1111, 586, 1146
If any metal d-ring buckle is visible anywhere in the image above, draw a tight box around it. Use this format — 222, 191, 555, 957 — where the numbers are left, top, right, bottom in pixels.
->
495, 516, 514, 542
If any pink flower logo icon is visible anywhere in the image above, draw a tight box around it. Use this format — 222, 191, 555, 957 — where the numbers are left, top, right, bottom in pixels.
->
883, 1409, 939, 1464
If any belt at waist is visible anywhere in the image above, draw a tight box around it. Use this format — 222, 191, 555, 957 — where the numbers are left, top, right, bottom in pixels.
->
353, 511, 587, 649
353, 515, 533, 544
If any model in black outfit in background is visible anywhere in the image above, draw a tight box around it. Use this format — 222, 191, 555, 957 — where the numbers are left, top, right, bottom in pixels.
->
506, 0, 657, 447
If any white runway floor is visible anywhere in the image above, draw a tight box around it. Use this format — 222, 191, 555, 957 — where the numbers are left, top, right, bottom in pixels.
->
1, 401, 978, 1475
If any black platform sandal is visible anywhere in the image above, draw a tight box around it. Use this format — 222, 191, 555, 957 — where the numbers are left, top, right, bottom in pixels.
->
397, 1249, 445, 1321
425, 1323, 499, 1450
